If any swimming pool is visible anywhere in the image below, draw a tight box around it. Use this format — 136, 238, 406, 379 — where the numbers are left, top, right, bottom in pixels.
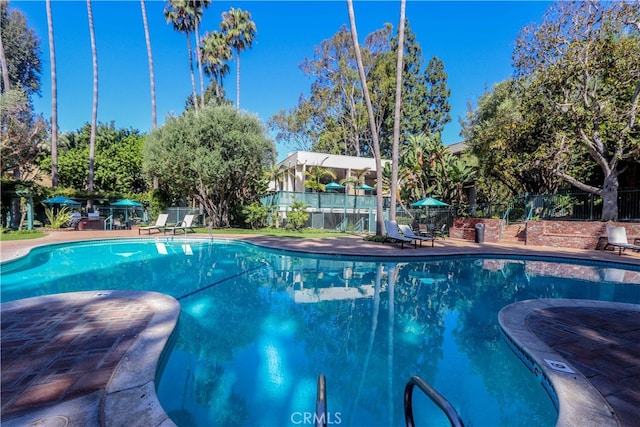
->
2, 239, 639, 426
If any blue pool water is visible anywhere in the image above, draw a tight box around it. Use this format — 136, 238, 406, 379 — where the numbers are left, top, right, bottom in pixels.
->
2, 239, 639, 426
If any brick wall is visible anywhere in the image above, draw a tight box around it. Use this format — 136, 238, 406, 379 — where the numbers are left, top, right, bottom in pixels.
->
450, 218, 501, 242
526, 221, 640, 249
451, 218, 640, 250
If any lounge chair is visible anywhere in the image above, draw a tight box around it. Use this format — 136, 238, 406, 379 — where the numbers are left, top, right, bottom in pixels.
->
138, 213, 169, 235
604, 226, 640, 255
384, 220, 415, 249
164, 214, 196, 235
398, 224, 435, 247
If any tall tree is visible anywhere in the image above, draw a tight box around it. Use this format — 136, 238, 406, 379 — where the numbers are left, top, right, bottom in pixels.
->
1, 88, 48, 181
390, 1, 406, 222
0, 3, 41, 96
140, 0, 156, 128
86, 0, 98, 209
422, 56, 451, 136
220, 7, 256, 110
191, 0, 210, 110
0, 2, 43, 182
513, 0, 640, 221
46, 0, 58, 187
165, 0, 198, 111
346, 0, 384, 235
200, 30, 232, 101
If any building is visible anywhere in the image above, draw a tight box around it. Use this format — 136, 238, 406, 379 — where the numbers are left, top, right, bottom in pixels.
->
271, 151, 391, 193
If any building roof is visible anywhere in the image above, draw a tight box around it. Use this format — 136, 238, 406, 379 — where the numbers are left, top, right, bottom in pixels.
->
278, 151, 391, 171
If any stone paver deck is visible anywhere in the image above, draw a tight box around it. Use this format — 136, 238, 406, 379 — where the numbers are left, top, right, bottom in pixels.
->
0, 290, 180, 427
500, 299, 640, 427
1, 229, 639, 426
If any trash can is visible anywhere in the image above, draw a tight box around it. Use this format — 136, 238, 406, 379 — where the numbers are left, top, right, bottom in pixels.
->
475, 223, 485, 243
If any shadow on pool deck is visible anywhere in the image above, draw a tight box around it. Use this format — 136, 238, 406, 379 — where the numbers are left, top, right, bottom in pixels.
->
1, 230, 639, 426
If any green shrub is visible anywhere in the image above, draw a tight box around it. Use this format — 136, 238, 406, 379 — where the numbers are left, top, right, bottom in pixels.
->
44, 206, 72, 229
242, 202, 270, 229
285, 201, 309, 231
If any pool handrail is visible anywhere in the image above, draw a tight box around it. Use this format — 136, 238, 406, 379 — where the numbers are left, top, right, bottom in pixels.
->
404, 375, 465, 427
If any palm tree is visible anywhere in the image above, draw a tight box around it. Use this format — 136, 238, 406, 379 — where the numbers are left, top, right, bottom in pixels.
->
164, 0, 198, 111
200, 30, 231, 101
191, 0, 210, 110
140, 0, 156, 128
390, 0, 406, 221
86, 0, 98, 209
304, 166, 336, 192
346, 0, 384, 235
220, 8, 256, 110
46, 0, 58, 187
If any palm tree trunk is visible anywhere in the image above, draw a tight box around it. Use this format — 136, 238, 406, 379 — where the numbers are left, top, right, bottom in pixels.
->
346, 0, 384, 235
236, 54, 240, 109
186, 33, 198, 111
87, 0, 98, 210
390, 0, 406, 222
140, 0, 156, 128
194, 19, 205, 110
46, 0, 58, 188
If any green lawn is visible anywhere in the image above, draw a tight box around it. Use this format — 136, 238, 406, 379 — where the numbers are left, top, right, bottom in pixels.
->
0, 230, 47, 241
197, 227, 354, 239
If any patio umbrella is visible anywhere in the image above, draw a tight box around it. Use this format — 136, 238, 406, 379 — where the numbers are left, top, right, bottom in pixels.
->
359, 183, 375, 191
411, 197, 449, 224
42, 195, 80, 206
325, 181, 345, 190
110, 199, 143, 207
411, 197, 449, 207
110, 199, 143, 224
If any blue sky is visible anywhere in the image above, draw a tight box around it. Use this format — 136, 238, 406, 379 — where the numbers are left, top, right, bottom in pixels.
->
15, 0, 551, 160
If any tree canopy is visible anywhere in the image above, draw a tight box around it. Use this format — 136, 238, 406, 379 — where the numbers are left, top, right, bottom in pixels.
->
143, 105, 275, 227
268, 20, 451, 160
512, 0, 640, 220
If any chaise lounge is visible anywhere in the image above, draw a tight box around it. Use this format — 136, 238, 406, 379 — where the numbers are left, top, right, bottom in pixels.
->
164, 214, 196, 235
399, 224, 435, 247
384, 220, 415, 249
138, 213, 169, 235
604, 226, 640, 255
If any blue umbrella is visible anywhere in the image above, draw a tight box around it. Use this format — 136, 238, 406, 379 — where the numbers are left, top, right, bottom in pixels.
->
359, 183, 375, 191
43, 195, 80, 206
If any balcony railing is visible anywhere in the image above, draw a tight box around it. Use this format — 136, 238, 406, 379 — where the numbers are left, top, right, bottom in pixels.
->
261, 191, 380, 211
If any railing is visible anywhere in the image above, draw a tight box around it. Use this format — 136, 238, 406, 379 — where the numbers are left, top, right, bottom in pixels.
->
315, 374, 327, 427
103, 215, 113, 230
404, 376, 465, 427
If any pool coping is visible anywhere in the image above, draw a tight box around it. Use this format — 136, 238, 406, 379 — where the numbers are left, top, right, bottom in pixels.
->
499, 299, 640, 427
0, 290, 180, 427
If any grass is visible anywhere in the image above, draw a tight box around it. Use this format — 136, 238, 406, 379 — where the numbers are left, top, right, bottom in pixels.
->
0, 230, 47, 241
196, 227, 357, 239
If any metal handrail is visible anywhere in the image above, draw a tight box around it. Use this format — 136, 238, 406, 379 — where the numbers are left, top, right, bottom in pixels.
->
315, 374, 327, 427
404, 375, 464, 427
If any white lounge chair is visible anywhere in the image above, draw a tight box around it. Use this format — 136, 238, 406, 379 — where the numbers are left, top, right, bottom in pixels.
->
138, 213, 169, 235
398, 224, 435, 247
605, 226, 640, 255
164, 214, 196, 235
384, 220, 415, 249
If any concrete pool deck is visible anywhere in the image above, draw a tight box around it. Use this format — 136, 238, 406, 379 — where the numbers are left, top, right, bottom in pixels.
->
1, 229, 639, 426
